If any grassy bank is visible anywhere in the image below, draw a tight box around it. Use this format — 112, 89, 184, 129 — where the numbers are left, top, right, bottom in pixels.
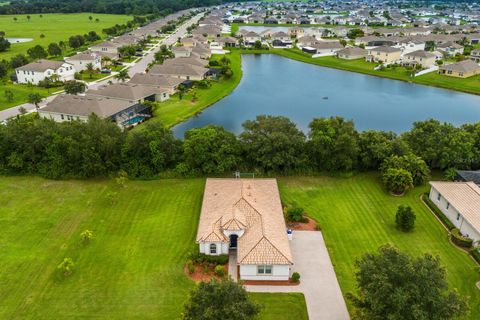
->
239, 48, 480, 96
0, 13, 131, 60
279, 173, 480, 318
152, 51, 242, 129
0, 176, 307, 319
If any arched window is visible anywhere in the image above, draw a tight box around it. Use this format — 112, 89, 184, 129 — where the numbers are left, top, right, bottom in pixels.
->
209, 243, 217, 254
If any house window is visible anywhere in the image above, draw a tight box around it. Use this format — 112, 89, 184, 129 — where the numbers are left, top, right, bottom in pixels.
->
209, 243, 217, 254
437, 193, 441, 201
257, 265, 273, 275
457, 213, 460, 221
446, 202, 450, 210
60, 114, 64, 120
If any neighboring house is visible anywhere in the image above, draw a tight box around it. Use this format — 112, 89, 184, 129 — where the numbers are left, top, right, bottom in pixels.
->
336, 46, 368, 60
180, 37, 198, 47
289, 27, 305, 38
196, 179, 293, 281
149, 63, 209, 80
88, 82, 170, 103
16, 59, 75, 85
271, 31, 292, 48
296, 35, 317, 48
217, 36, 238, 47
438, 60, 480, 78
402, 50, 437, 68
172, 46, 192, 58
64, 52, 101, 72
90, 41, 123, 55
304, 41, 344, 55
471, 49, 480, 63
394, 40, 426, 55
429, 181, 480, 243
244, 31, 261, 46
129, 73, 184, 94
38, 94, 146, 127
437, 41, 464, 57
366, 46, 402, 64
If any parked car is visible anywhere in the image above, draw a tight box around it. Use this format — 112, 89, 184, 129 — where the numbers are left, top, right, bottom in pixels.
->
100, 69, 112, 74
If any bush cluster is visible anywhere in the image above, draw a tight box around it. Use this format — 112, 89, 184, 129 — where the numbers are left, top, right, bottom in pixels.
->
422, 194, 456, 230
189, 252, 229, 266
450, 228, 473, 248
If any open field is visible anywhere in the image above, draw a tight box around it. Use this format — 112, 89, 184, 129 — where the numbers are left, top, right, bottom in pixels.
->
0, 13, 131, 60
0, 82, 60, 111
152, 51, 242, 129
0, 176, 307, 319
278, 173, 480, 318
239, 48, 480, 96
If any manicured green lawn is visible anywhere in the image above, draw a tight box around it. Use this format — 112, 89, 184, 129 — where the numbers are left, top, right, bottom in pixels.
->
0, 176, 306, 319
242, 48, 480, 96
278, 173, 480, 319
0, 82, 61, 111
151, 51, 242, 129
76, 72, 111, 82
251, 293, 309, 320
0, 13, 131, 60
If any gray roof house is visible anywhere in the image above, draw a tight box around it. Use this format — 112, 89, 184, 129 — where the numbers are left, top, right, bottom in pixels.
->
336, 46, 368, 60
129, 73, 185, 94
88, 83, 170, 103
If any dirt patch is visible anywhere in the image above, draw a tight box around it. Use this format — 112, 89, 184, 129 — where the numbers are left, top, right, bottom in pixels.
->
184, 263, 228, 282
242, 279, 300, 286
288, 217, 318, 231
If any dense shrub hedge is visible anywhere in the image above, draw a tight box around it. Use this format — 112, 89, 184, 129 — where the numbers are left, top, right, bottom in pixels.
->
450, 228, 473, 248
189, 252, 229, 265
470, 248, 480, 265
422, 193, 456, 231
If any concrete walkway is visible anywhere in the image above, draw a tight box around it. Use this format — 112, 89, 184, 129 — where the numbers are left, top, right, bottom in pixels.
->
246, 231, 349, 320
228, 249, 238, 282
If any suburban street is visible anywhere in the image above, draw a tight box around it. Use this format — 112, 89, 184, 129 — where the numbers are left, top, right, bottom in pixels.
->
0, 13, 203, 122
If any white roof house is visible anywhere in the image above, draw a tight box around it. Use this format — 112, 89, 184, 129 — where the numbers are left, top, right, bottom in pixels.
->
196, 179, 293, 281
429, 181, 480, 242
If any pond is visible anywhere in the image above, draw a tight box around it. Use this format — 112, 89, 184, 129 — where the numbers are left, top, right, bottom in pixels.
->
7, 37, 33, 43
173, 54, 480, 138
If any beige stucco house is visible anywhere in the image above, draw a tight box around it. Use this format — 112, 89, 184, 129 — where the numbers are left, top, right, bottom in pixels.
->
367, 46, 402, 64
438, 60, 480, 78
196, 179, 293, 281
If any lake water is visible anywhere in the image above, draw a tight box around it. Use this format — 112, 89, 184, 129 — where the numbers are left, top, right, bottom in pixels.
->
173, 54, 480, 138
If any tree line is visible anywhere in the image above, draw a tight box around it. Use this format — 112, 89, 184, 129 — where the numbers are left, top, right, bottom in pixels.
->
0, 0, 240, 15
0, 114, 478, 183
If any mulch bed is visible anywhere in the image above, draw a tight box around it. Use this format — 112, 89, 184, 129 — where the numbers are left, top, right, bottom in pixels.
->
242, 279, 300, 286
287, 217, 318, 231
184, 263, 228, 282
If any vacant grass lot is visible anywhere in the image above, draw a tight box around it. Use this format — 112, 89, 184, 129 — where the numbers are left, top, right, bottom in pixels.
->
278, 173, 480, 319
0, 176, 306, 319
152, 51, 242, 129
0, 13, 131, 60
0, 82, 59, 111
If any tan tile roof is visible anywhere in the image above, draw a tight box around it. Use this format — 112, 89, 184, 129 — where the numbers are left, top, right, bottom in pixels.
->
439, 60, 480, 73
17, 59, 70, 72
88, 83, 166, 101
430, 181, 480, 232
196, 179, 293, 265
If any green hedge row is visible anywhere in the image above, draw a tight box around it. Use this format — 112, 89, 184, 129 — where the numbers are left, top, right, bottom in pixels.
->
189, 252, 229, 265
450, 228, 473, 248
470, 248, 480, 265
422, 193, 456, 231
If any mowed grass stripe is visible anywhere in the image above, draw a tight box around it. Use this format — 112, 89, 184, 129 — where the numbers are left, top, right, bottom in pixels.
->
279, 173, 480, 319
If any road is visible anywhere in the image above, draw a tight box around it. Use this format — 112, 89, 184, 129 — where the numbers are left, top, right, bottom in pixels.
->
0, 13, 203, 122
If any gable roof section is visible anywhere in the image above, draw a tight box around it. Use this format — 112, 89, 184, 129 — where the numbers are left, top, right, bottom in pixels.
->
196, 179, 293, 265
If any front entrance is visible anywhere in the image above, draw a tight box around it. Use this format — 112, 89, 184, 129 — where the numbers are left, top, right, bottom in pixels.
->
229, 234, 238, 249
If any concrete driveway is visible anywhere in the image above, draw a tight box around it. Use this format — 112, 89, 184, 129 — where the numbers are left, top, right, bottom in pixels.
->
246, 231, 349, 320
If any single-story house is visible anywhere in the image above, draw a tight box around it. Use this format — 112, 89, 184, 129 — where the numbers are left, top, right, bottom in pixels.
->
304, 41, 344, 55
366, 46, 402, 64
38, 93, 148, 128
129, 73, 184, 94
438, 60, 480, 78
196, 179, 293, 281
429, 181, 480, 243
336, 46, 368, 60
90, 41, 123, 55
172, 46, 192, 58
149, 63, 209, 81
243, 31, 261, 46
217, 36, 238, 48
402, 50, 437, 68
88, 82, 170, 103
16, 59, 75, 85
64, 52, 101, 72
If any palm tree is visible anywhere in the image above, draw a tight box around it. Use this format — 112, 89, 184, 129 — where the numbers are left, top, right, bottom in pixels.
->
114, 69, 130, 82
101, 56, 111, 67
89, 16, 93, 22
28, 93, 43, 110
85, 62, 95, 79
